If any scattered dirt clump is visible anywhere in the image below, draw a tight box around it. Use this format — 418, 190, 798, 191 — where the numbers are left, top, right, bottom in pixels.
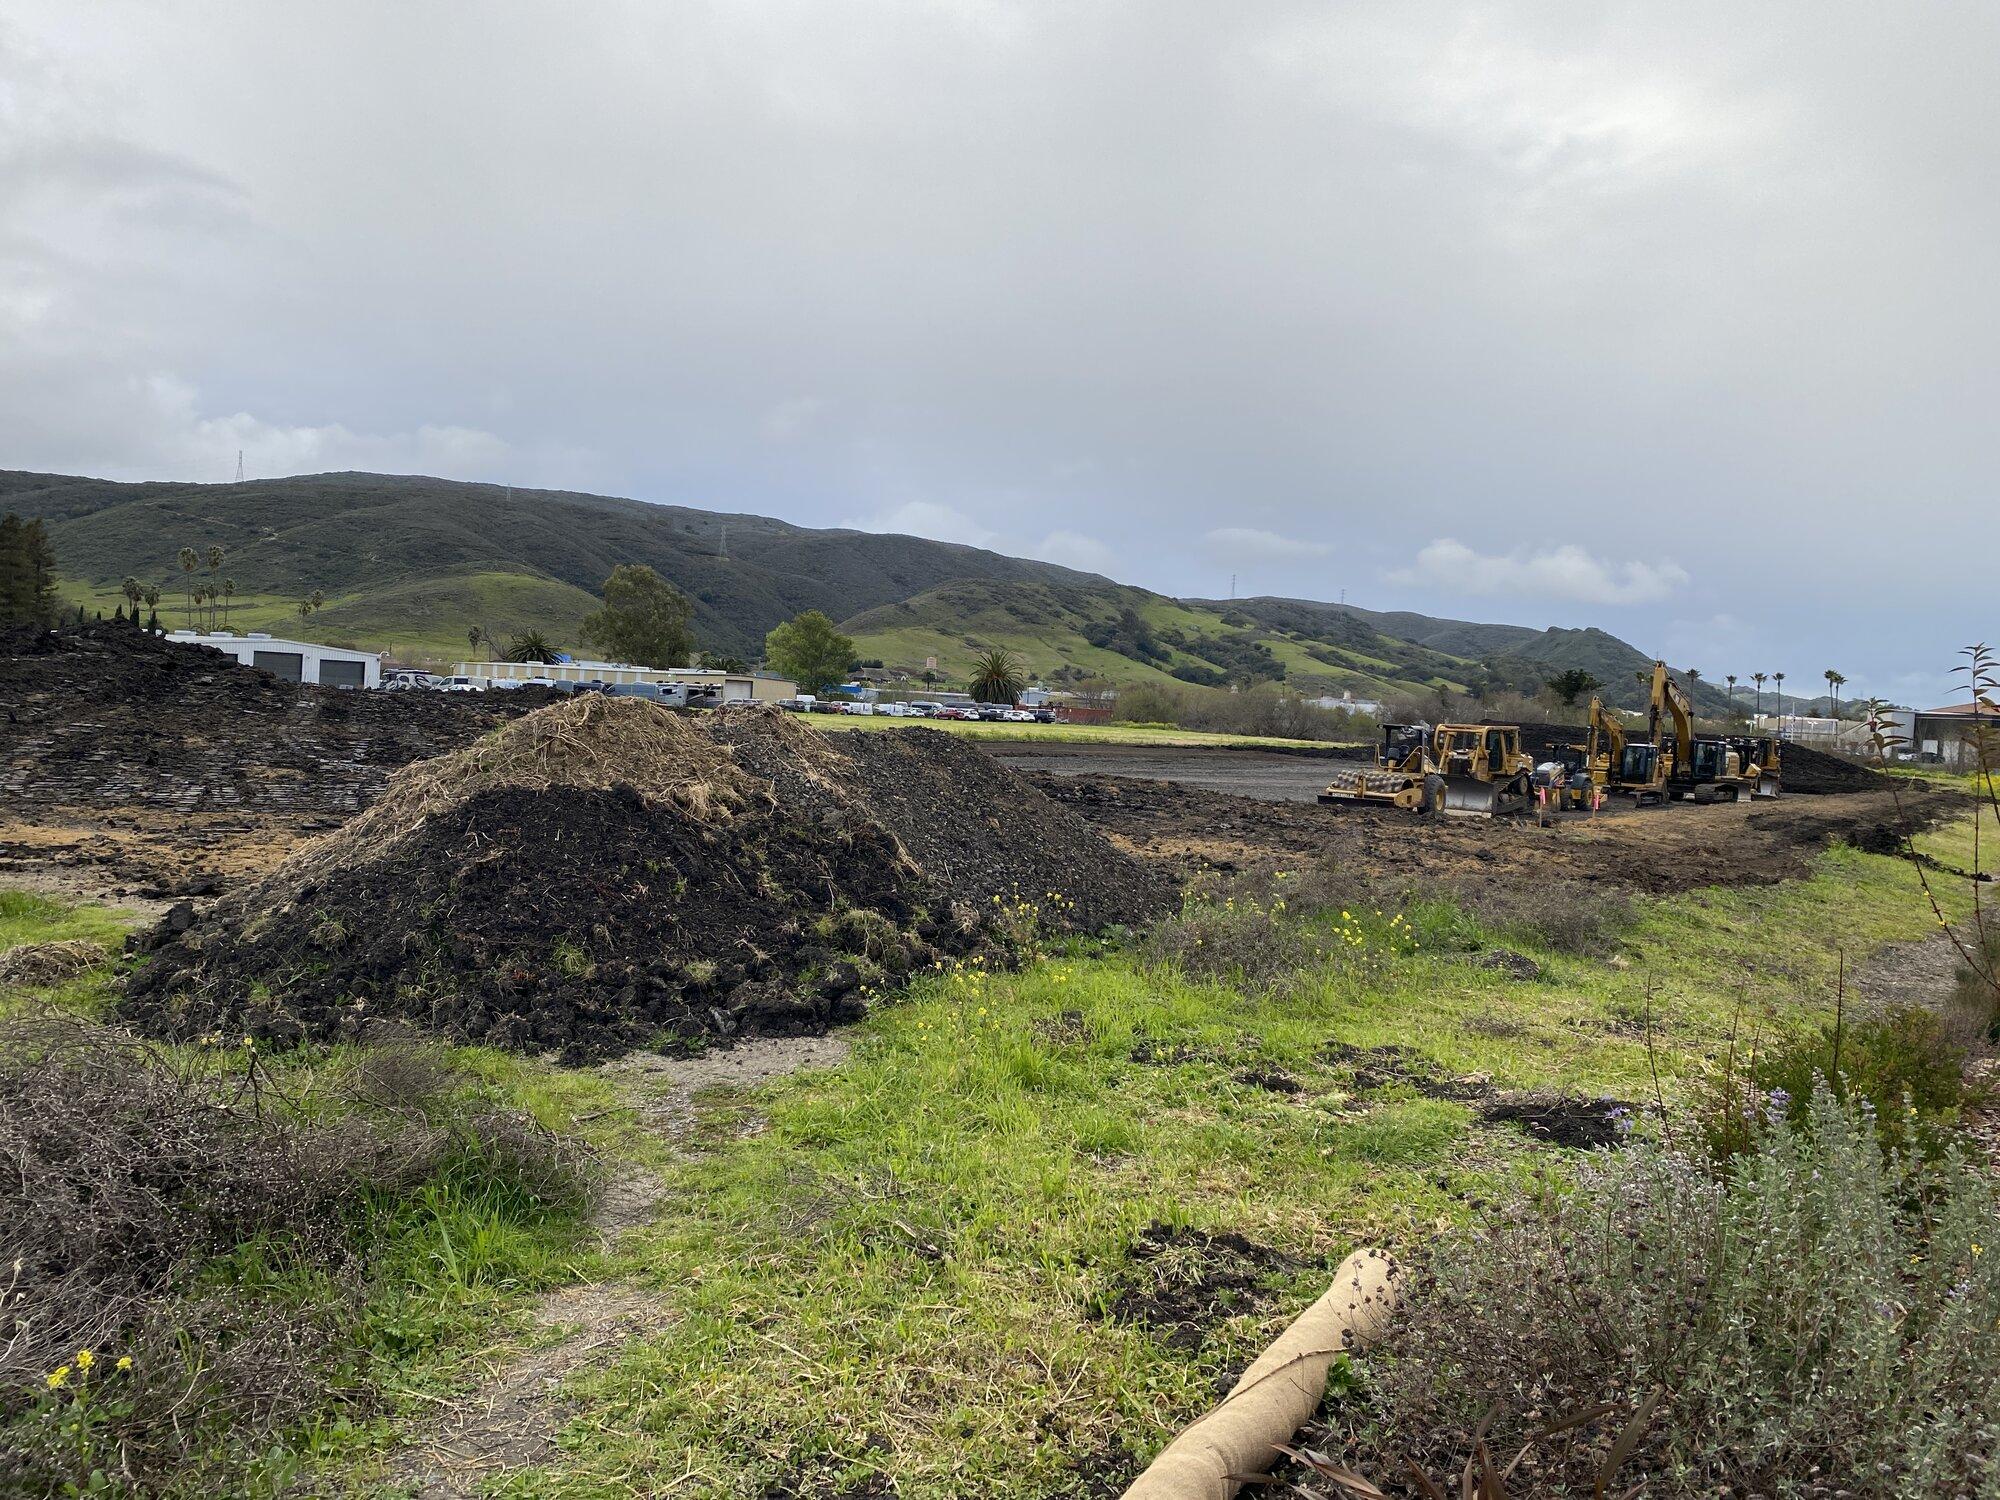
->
1480, 1092, 1634, 1148
122, 700, 1168, 1059
1099, 1223, 1298, 1350
1323, 1042, 1494, 1102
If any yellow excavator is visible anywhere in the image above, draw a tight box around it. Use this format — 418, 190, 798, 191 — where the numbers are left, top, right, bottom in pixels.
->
1319, 723, 1534, 816
1593, 662, 1782, 804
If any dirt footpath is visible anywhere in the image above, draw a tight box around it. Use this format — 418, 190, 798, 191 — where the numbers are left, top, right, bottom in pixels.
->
1030, 771, 1944, 896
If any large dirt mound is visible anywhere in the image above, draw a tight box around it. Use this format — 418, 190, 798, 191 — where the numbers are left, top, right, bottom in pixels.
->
122, 700, 1169, 1058
1, 620, 533, 816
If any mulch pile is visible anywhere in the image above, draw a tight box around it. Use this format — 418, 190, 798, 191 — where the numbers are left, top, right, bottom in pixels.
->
1777, 742, 1891, 795
1, 621, 537, 816
122, 699, 1170, 1059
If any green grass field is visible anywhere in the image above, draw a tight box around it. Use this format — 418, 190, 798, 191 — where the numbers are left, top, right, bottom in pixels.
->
1, 812, 1986, 1495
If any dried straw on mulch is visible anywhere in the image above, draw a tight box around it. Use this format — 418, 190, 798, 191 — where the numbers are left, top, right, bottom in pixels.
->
0, 938, 106, 987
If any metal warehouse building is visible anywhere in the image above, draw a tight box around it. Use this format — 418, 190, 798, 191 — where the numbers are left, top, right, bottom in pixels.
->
168, 631, 381, 689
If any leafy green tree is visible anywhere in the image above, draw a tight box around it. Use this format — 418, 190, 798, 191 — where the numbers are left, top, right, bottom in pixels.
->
763, 610, 855, 695
1545, 668, 1601, 707
969, 647, 1027, 705
8, 518, 61, 627
579, 565, 695, 668
505, 630, 561, 663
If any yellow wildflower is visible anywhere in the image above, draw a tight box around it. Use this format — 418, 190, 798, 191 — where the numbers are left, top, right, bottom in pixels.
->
116, 1356, 133, 1372
75, 1349, 93, 1370
46, 1366, 69, 1390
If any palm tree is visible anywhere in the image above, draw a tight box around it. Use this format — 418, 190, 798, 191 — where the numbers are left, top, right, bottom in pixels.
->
1752, 671, 1766, 718
176, 547, 199, 628
1725, 674, 1737, 717
141, 585, 160, 633
1773, 672, 1786, 717
120, 576, 142, 623
221, 578, 235, 631
505, 630, 560, 663
1825, 669, 1846, 719
204, 544, 226, 629
968, 647, 1027, 705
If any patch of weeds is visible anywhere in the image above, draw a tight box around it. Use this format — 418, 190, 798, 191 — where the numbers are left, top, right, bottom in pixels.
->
0, 1018, 596, 1497
1336, 1087, 2000, 1497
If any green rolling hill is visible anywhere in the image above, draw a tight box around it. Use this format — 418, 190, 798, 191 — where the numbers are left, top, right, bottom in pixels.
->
12, 467, 1703, 709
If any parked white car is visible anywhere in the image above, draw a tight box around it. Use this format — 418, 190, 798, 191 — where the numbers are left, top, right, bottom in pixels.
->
438, 675, 485, 693
838, 700, 875, 715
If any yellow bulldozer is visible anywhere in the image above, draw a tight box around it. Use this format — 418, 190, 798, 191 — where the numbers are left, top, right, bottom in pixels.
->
1319, 722, 1534, 816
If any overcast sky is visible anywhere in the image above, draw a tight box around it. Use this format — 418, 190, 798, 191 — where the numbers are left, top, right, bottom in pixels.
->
5, 3, 1994, 705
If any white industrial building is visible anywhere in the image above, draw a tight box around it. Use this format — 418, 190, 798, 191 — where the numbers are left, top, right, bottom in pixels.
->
168, 630, 380, 689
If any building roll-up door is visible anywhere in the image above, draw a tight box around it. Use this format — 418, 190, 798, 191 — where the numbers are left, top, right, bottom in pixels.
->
318, 658, 365, 689
251, 650, 304, 682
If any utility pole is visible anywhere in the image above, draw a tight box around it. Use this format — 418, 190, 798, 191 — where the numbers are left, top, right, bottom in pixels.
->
1228, 573, 1236, 599
235, 450, 244, 483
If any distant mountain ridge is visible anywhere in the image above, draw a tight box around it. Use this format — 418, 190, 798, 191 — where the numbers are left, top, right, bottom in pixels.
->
8, 468, 1711, 709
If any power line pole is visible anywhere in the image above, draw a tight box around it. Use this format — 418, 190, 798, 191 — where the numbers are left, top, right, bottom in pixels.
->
235, 450, 244, 483
1229, 573, 1236, 599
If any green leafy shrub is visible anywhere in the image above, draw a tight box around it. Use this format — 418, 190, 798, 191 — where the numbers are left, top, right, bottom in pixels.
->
1696, 1005, 1974, 1159
1335, 1088, 2000, 1497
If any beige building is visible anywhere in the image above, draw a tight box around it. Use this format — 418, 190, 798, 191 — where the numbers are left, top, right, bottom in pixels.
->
456, 659, 796, 702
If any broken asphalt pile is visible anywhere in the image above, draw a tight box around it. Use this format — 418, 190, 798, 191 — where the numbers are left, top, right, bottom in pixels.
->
1, 621, 535, 816
123, 698, 1170, 1059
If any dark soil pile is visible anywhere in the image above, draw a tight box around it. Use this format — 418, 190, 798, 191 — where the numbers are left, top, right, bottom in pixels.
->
1507, 720, 1588, 760
1778, 742, 1891, 795
123, 700, 1169, 1059
1, 620, 535, 816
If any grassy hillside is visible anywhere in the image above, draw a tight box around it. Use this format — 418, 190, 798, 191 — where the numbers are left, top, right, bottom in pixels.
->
844, 580, 1476, 698
10, 469, 1105, 660
21, 468, 1687, 700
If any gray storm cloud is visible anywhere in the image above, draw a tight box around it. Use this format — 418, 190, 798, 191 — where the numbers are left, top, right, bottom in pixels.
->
2, 1, 1994, 703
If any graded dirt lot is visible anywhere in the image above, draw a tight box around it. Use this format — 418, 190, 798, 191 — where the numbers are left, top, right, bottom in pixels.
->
1029, 769, 1941, 897
991, 740, 1359, 802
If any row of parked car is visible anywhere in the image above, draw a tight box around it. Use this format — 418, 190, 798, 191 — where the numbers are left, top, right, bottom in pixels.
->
784, 697, 1055, 723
